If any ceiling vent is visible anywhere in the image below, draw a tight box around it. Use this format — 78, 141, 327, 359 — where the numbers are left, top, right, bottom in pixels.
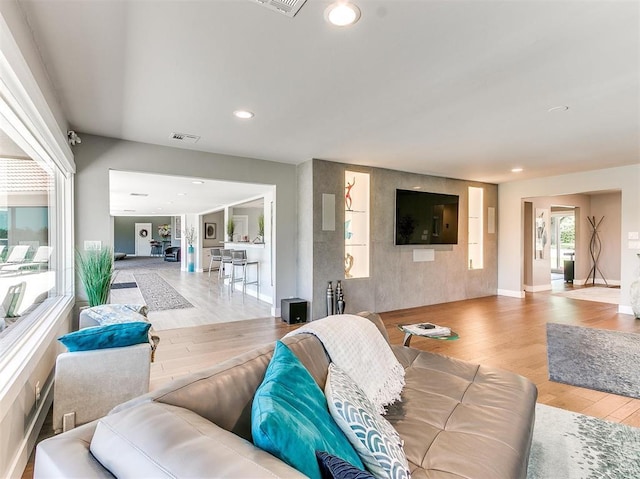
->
253, 0, 308, 18
170, 132, 200, 143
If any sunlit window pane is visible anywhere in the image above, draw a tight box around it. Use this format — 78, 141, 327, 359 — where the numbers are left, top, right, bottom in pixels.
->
0, 152, 57, 354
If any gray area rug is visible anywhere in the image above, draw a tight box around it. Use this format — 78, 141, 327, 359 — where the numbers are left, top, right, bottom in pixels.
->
115, 256, 181, 271
133, 273, 193, 311
547, 323, 640, 399
528, 404, 640, 478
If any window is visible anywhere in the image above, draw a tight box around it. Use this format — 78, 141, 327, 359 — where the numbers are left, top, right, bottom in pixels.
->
0, 137, 65, 356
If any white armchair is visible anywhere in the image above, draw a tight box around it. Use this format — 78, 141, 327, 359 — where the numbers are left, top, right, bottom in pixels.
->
53, 343, 151, 433
53, 304, 158, 434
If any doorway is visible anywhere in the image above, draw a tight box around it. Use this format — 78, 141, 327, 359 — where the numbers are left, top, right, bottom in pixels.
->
135, 223, 152, 256
550, 210, 575, 276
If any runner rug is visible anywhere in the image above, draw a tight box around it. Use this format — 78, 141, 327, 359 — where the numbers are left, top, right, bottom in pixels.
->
132, 272, 193, 311
546, 323, 640, 399
527, 404, 640, 478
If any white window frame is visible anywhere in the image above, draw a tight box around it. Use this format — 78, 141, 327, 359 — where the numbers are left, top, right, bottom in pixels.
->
0, 11, 75, 419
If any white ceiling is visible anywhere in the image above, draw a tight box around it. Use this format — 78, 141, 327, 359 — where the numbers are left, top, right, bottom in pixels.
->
18, 0, 640, 185
109, 170, 271, 217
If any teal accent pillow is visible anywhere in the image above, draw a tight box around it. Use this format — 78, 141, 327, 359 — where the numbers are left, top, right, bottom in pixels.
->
251, 341, 364, 479
58, 322, 151, 352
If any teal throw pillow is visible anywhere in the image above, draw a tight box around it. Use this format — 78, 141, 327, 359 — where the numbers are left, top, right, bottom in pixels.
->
58, 322, 151, 352
251, 341, 364, 479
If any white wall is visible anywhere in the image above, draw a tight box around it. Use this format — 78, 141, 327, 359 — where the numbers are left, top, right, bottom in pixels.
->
73, 134, 298, 313
498, 164, 640, 314
0, 5, 73, 478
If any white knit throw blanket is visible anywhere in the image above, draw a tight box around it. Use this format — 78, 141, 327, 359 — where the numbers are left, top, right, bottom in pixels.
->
285, 314, 405, 414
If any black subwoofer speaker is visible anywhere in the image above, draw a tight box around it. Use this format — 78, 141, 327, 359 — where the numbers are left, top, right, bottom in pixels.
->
281, 298, 307, 324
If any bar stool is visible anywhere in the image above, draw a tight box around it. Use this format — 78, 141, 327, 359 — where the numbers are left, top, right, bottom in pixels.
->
230, 250, 259, 300
219, 249, 234, 284
208, 248, 222, 278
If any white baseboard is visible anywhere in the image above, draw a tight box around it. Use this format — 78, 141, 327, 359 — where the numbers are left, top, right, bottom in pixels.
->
497, 289, 525, 298
618, 305, 636, 316
524, 284, 552, 292
7, 381, 53, 479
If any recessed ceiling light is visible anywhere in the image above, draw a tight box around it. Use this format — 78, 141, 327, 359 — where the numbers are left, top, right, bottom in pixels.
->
192, 181, 204, 185
325, 2, 361, 26
511, 168, 524, 173
177, 193, 186, 196
233, 110, 254, 119
548, 105, 569, 112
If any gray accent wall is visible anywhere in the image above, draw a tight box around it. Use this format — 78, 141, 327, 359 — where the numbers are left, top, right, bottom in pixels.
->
114, 216, 173, 254
74, 134, 298, 306
302, 159, 498, 320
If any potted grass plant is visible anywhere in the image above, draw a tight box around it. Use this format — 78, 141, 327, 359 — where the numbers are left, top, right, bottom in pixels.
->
226, 218, 235, 242
257, 213, 265, 243
76, 246, 114, 307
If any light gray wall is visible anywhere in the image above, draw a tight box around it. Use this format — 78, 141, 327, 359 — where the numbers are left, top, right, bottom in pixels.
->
74, 134, 298, 306
590, 192, 622, 283
305, 159, 498, 319
114, 216, 172, 254
498, 164, 640, 314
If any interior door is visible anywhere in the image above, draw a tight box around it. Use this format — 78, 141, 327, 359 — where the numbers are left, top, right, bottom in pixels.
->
135, 223, 152, 256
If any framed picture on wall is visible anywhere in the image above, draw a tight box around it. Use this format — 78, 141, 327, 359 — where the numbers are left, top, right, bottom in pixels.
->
205, 222, 217, 240
174, 216, 182, 240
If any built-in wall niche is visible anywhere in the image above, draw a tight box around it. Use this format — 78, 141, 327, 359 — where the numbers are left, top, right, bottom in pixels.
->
345, 171, 370, 279
468, 186, 484, 269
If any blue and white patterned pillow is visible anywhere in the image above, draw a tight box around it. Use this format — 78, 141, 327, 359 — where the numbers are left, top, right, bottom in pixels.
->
325, 363, 411, 479
84, 304, 149, 325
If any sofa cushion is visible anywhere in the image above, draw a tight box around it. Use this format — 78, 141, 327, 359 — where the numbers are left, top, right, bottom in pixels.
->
90, 402, 304, 478
82, 304, 149, 325
58, 322, 151, 352
252, 341, 364, 479
325, 363, 410, 479
316, 451, 376, 479
386, 345, 537, 478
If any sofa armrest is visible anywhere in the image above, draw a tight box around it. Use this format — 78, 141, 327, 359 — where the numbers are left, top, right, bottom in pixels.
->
53, 343, 151, 433
34, 422, 113, 479
90, 402, 307, 478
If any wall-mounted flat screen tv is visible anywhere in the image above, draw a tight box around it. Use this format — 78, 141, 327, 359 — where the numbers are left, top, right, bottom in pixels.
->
395, 189, 459, 245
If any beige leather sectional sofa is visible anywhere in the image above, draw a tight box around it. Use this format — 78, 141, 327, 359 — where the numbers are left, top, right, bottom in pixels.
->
35, 312, 537, 478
